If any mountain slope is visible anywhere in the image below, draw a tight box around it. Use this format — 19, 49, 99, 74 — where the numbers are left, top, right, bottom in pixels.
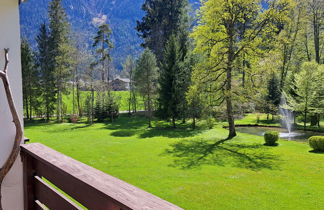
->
20, 0, 200, 69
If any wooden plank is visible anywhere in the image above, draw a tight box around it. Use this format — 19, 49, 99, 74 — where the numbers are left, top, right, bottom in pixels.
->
35, 160, 127, 210
34, 176, 82, 210
21, 143, 183, 210
22, 151, 36, 210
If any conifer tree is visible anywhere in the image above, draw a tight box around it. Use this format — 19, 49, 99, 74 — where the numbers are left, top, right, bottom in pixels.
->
92, 23, 113, 94
266, 74, 282, 119
48, 0, 74, 122
159, 35, 183, 127
36, 23, 56, 121
136, 0, 190, 63
21, 39, 39, 120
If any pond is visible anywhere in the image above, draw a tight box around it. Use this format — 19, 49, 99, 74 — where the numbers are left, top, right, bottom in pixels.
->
236, 126, 324, 142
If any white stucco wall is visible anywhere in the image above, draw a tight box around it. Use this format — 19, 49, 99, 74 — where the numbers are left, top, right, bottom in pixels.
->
0, 0, 24, 209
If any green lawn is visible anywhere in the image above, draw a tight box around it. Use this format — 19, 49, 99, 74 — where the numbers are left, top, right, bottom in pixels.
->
62, 90, 144, 113
24, 116, 324, 210
235, 113, 280, 126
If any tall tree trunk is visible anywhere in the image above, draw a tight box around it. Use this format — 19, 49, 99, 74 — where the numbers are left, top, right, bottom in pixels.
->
172, 116, 176, 128
24, 95, 29, 120
46, 100, 50, 121
304, 111, 307, 131
313, 16, 320, 64
72, 79, 75, 115
76, 81, 82, 117
192, 117, 196, 129
91, 82, 94, 125
304, 100, 308, 131
29, 96, 33, 120
226, 25, 236, 139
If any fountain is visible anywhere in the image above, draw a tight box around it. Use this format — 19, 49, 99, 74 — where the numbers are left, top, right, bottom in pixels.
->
279, 95, 302, 139
235, 94, 321, 141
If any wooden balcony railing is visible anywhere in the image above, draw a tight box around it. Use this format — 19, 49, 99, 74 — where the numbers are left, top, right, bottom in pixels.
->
21, 143, 183, 210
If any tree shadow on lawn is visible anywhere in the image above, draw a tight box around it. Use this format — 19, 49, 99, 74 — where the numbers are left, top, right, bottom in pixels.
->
139, 127, 203, 139
163, 139, 281, 171
110, 130, 136, 137
102, 116, 148, 130
309, 150, 324, 154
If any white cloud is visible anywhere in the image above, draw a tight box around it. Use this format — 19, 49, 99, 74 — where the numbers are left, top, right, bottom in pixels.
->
92, 14, 107, 26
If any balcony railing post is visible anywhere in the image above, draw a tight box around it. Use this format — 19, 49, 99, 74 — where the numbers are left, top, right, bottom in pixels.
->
22, 151, 36, 210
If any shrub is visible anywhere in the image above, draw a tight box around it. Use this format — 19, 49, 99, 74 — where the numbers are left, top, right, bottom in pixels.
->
205, 116, 215, 129
264, 131, 279, 146
308, 136, 324, 151
69, 114, 79, 123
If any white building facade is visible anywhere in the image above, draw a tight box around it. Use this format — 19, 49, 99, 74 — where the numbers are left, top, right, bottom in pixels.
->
0, 0, 24, 209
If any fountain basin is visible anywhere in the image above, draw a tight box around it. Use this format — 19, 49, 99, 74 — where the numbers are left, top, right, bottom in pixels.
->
235, 126, 324, 142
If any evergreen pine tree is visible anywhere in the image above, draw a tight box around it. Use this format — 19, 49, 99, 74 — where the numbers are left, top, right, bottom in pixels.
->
21, 39, 39, 120
158, 35, 183, 127
92, 23, 113, 94
266, 74, 281, 118
36, 23, 56, 121
136, 0, 190, 63
48, 0, 74, 122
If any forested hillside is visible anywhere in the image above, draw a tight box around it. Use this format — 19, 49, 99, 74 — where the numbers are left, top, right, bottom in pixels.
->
20, 0, 200, 69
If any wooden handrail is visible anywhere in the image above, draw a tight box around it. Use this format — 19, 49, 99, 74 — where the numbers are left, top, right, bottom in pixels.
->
21, 143, 183, 210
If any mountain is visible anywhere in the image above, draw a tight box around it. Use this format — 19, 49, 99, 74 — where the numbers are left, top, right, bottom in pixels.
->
20, 0, 200, 70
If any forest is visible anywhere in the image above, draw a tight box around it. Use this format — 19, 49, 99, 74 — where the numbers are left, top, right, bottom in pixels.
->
21, 0, 324, 139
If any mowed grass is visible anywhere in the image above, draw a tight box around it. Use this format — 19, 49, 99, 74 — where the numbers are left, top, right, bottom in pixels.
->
235, 113, 280, 126
62, 90, 144, 113
24, 116, 324, 210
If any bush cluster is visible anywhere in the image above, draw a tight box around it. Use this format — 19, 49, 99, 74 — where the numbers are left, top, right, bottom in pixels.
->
308, 136, 324, 151
264, 131, 279, 146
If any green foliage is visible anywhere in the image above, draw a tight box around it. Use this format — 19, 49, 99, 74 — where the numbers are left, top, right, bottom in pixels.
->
158, 35, 184, 123
21, 38, 40, 119
94, 93, 119, 122
186, 85, 204, 128
48, 0, 74, 122
92, 23, 113, 81
136, 0, 189, 62
191, 0, 291, 138
134, 49, 159, 127
121, 56, 137, 113
264, 131, 279, 146
308, 136, 324, 151
287, 61, 324, 129
266, 74, 281, 108
36, 23, 56, 120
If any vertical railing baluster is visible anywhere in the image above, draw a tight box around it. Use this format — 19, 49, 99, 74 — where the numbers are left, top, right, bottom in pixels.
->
22, 152, 36, 210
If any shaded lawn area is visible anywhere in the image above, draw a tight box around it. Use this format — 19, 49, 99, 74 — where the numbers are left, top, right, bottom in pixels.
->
24, 116, 324, 210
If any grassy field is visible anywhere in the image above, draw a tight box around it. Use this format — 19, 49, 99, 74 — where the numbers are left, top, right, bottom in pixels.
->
62, 90, 144, 113
24, 115, 324, 210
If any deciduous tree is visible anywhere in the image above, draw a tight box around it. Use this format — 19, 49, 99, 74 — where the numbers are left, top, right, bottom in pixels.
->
191, 0, 290, 139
